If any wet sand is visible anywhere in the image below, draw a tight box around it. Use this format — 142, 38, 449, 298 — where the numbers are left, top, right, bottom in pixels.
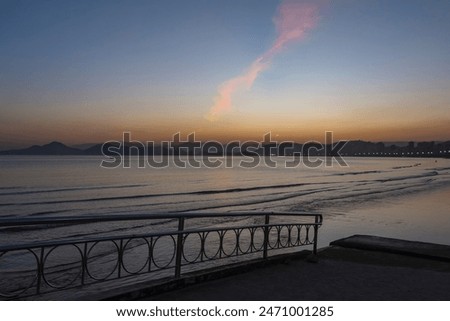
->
317, 185, 450, 248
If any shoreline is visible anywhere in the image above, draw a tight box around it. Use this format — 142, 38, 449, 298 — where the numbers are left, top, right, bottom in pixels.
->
315, 183, 450, 248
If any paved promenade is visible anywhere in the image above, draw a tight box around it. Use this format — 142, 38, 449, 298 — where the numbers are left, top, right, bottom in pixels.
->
142, 235, 450, 301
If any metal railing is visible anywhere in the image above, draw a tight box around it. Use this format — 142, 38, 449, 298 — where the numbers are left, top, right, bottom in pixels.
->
0, 211, 322, 299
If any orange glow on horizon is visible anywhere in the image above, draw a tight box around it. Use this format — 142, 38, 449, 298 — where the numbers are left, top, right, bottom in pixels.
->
2, 113, 448, 148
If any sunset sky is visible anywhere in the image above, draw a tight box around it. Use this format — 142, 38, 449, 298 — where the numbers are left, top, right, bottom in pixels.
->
1, 0, 449, 149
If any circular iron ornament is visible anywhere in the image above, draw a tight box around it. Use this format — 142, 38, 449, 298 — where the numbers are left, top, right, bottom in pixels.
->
121, 238, 150, 275
299, 225, 307, 245
86, 240, 120, 281
0, 250, 39, 298
268, 226, 279, 249
220, 230, 238, 257
289, 225, 300, 246
182, 233, 202, 264
42, 244, 83, 289
279, 225, 290, 248
251, 227, 265, 252
151, 235, 176, 269
237, 228, 252, 254
203, 231, 221, 260
287, 226, 295, 247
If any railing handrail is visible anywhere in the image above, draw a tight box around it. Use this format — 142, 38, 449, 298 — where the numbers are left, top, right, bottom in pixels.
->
0, 211, 322, 227
0, 221, 322, 252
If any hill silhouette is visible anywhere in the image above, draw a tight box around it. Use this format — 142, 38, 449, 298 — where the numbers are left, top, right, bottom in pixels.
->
0, 141, 83, 155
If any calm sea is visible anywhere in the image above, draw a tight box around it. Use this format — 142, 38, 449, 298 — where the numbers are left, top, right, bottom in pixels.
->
0, 156, 449, 246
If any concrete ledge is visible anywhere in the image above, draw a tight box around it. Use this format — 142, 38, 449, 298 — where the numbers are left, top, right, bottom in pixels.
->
330, 235, 450, 262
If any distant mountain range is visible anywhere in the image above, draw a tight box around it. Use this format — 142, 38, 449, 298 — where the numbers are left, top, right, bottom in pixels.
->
0, 141, 113, 156
0, 142, 84, 155
0, 140, 449, 157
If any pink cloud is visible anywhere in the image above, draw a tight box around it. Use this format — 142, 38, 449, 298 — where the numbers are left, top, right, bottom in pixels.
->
206, 0, 320, 121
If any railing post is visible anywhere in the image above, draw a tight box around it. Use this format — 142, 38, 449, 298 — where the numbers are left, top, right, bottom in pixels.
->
117, 239, 123, 279
313, 215, 319, 255
175, 217, 185, 278
263, 214, 270, 259
36, 247, 45, 295
81, 243, 87, 285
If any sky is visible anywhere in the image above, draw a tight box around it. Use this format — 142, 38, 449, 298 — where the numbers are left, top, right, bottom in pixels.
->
1, 0, 449, 148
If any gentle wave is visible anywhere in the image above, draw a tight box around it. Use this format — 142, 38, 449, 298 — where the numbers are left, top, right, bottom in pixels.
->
0, 181, 336, 206
0, 183, 150, 196
1, 171, 443, 207
331, 170, 383, 176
